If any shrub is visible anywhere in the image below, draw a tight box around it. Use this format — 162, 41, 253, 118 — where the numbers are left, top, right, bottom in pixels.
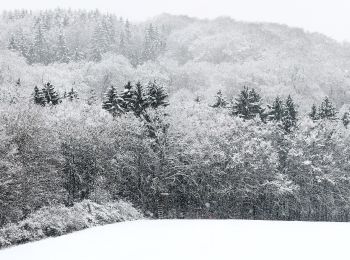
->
0, 200, 143, 249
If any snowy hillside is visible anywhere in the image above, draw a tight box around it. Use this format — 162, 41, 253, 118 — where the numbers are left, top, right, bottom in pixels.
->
0, 220, 348, 260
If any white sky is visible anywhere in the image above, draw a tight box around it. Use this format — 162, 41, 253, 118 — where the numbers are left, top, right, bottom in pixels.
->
1, 0, 350, 42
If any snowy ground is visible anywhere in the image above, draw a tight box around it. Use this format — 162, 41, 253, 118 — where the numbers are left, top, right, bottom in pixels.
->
0, 219, 349, 260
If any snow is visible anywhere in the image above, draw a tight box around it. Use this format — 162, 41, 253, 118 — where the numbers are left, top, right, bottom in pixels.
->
0, 220, 349, 260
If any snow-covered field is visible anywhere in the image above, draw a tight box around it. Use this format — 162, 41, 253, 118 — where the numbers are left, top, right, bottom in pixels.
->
0, 220, 349, 260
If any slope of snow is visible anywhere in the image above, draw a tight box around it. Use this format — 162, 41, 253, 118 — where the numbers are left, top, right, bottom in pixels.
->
0, 219, 348, 260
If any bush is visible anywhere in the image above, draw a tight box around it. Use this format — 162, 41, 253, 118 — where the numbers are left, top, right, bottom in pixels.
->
0, 200, 143, 249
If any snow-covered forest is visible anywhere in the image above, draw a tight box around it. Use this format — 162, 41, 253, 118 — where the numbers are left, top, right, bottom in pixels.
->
1, 9, 350, 248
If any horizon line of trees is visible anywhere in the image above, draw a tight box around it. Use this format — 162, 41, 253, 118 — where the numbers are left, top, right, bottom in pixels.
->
5, 9, 166, 65
211, 87, 349, 131
1, 80, 350, 226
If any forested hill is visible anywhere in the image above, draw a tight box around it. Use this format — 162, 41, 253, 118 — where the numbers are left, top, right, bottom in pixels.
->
1, 10, 350, 108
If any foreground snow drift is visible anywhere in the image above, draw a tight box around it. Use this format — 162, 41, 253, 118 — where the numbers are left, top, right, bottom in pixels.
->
0, 220, 348, 260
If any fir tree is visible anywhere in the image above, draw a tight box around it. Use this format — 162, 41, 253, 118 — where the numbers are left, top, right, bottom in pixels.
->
133, 82, 149, 117
232, 87, 263, 120
211, 90, 227, 108
268, 96, 284, 121
8, 35, 16, 50
119, 81, 135, 112
66, 87, 78, 101
56, 31, 69, 63
309, 104, 319, 120
147, 81, 169, 109
102, 85, 124, 117
33, 23, 49, 64
42, 82, 61, 105
87, 89, 98, 105
342, 111, 350, 128
282, 95, 297, 132
33, 86, 46, 106
142, 24, 165, 62
318, 97, 337, 120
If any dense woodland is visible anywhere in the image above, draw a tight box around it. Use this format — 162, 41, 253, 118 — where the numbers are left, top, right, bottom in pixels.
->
1, 9, 350, 227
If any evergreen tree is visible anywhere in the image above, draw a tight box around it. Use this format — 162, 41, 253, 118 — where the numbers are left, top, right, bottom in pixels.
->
232, 87, 263, 120
42, 82, 61, 105
309, 104, 319, 120
119, 81, 135, 112
8, 35, 16, 50
133, 82, 149, 117
66, 87, 78, 101
268, 96, 284, 121
56, 31, 69, 63
147, 81, 169, 109
211, 90, 227, 108
87, 89, 98, 105
32, 86, 46, 106
142, 24, 165, 62
119, 32, 126, 55
282, 95, 297, 132
33, 23, 49, 64
342, 111, 350, 128
102, 85, 124, 117
318, 97, 337, 120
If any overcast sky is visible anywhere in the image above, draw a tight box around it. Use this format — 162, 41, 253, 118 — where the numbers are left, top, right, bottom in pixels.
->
1, 0, 350, 42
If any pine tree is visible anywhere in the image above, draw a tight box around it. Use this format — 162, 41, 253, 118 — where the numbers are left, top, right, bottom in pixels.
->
119, 32, 126, 55
211, 90, 227, 108
342, 111, 350, 128
268, 96, 284, 121
87, 89, 98, 105
232, 87, 263, 120
142, 24, 165, 62
33, 23, 49, 64
133, 82, 149, 117
147, 81, 169, 109
8, 35, 17, 50
56, 31, 69, 63
66, 87, 78, 101
33, 86, 46, 106
282, 95, 297, 132
102, 85, 124, 117
119, 81, 135, 112
309, 104, 319, 120
318, 97, 337, 120
42, 82, 61, 105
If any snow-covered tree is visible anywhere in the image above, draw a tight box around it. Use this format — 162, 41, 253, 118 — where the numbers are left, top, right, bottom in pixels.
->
211, 90, 228, 108
318, 97, 337, 120
232, 87, 263, 120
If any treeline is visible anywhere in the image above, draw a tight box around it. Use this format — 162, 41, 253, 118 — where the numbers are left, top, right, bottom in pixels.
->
4, 9, 166, 65
1, 83, 350, 226
211, 88, 349, 129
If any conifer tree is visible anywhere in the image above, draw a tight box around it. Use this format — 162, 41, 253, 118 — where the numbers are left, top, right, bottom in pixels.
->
309, 104, 319, 120
8, 35, 16, 50
33, 86, 46, 106
119, 81, 135, 112
102, 85, 124, 117
87, 89, 98, 105
56, 31, 69, 63
318, 97, 337, 120
147, 81, 169, 109
42, 82, 61, 105
133, 82, 149, 117
282, 95, 297, 132
232, 87, 263, 120
211, 90, 228, 108
342, 111, 350, 128
268, 96, 284, 121
33, 23, 49, 64
142, 24, 165, 62
66, 87, 78, 101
